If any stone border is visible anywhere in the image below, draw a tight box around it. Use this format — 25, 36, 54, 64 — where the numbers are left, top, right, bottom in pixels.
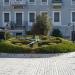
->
0, 53, 63, 58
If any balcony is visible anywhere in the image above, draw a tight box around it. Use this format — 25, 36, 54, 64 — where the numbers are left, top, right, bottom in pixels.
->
52, 0, 63, 9
10, 1, 27, 9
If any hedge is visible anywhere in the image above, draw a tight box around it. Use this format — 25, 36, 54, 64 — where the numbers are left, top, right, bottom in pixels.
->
0, 37, 75, 53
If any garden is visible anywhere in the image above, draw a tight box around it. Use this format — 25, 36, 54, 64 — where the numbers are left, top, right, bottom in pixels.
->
0, 14, 75, 53
0, 35, 75, 53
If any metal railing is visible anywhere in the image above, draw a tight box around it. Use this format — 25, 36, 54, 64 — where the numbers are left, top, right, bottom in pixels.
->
10, 1, 27, 5
10, 25, 26, 30
52, 0, 62, 3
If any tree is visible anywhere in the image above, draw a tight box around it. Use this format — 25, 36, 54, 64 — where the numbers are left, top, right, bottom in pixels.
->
31, 14, 52, 35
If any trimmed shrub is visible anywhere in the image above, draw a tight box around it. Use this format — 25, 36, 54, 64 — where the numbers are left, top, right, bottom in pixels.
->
26, 31, 32, 35
51, 28, 63, 37
6, 32, 12, 40
40, 36, 49, 40
9, 38, 30, 45
0, 41, 31, 53
0, 32, 11, 40
0, 36, 75, 53
0, 32, 5, 40
35, 43, 75, 53
38, 40, 50, 47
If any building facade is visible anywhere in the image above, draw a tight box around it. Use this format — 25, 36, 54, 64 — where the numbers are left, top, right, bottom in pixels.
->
0, 0, 75, 38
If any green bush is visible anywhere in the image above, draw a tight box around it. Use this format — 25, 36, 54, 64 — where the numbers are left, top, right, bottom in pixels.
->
0, 32, 11, 40
9, 38, 30, 45
38, 37, 62, 47
51, 29, 63, 37
34, 40, 75, 53
52, 37, 62, 44
40, 36, 48, 40
0, 36, 75, 53
26, 31, 32, 35
35, 42, 75, 53
0, 41, 31, 53
38, 40, 50, 46
6, 32, 12, 40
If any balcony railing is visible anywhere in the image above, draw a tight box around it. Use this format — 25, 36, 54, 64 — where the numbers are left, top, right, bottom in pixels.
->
52, 0, 62, 3
4, 21, 28, 30
10, 1, 27, 6
52, 0, 63, 9
10, 25, 26, 30
10, 1, 27, 9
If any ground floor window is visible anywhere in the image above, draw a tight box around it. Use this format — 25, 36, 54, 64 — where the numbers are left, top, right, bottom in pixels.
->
16, 32, 22, 36
4, 0, 9, 2
16, 0, 22, 1
72, 0, 75, 5
28, 0, 36, 5
28, 11, 36, 23
72, 11, 75, 22
52, 11, 61, 26
14, 12, 24, 26
16, 13, 22, 25
41, 0, 48, 5
4, 13, 9, 23
53, 12, 60, 22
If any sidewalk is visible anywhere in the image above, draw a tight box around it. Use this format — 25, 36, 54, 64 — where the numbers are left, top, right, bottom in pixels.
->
0, 52, 74, 75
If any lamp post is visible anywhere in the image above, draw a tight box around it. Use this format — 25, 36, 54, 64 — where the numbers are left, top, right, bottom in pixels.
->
68, 23, 75, 43
4, 23, 9, 40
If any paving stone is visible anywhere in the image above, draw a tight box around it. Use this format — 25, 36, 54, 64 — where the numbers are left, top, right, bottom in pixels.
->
0, 52, 75, 75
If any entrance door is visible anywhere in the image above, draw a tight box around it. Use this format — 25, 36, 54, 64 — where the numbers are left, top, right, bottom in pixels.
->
16, 13, 22, 25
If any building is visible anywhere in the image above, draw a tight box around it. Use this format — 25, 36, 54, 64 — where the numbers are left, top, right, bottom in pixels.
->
0, 0, 75, 38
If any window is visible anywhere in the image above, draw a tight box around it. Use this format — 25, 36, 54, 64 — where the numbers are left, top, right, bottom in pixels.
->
54, 12, 60, 22
28, 11, 36, 26
41, 0, 48, 5
4, 0, 10, 5
29, 12, 36, 22
28, 0, 36, 5
42, 0, 47, 2
52, 0, 62, 3
16, 32, 22, 36
16, 13, 22, 25
4, 0, 9, 2
4, 13, 9, 22
72, 0, 75, 5
14, 12, 24, 26
72, 0, 75, 1
72, 12, 75, 22
53, 11, 61, 25
16, 0, 22, 1
3, 12, 11, 26
30, 0, 35, 2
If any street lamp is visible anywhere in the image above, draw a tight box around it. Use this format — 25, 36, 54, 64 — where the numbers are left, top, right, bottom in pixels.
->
68, 23, 75, 43
4, 23, 9, 40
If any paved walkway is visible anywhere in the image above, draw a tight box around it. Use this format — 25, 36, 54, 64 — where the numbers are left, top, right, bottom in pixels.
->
0, 52, 75, 75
